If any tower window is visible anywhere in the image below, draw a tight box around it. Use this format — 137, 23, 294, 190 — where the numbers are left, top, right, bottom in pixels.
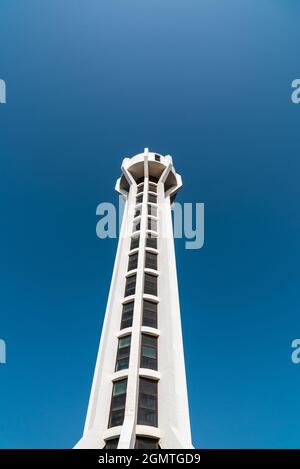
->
154, 155, 160, 162
148, 204, 157, 217
108, 379, 127, 428
125, 274, 136, 297
146, 234, 157, 250
128, 252, 138, 271
121, 301, 134, 329
144, 273, 157, 296
140, 334, 157, 370
130, 235, 139, 250
147, 218, 157, 232
143, 300, 158, 329
134, 207, 142, 218
145, 252, 157, 271
137, 184, 144, 194
149, 176, 159, 183
148, 194, 157, 204
136, 194, 143, 204
104, 438, 119, 449
148, 183, 157, 194
115, 335, 131, 371
137, 378, 158, 427
136, 177, 144, 185
135, 437, 159, 449
133, 220, 141, 233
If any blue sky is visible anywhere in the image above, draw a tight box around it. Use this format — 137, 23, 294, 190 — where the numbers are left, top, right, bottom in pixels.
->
1, 0, 300, 448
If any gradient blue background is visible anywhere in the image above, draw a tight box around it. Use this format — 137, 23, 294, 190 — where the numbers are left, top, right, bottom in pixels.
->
1, 0, 300, 448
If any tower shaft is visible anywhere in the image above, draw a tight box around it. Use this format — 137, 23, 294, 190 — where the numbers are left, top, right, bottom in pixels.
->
75, 150, 193, 449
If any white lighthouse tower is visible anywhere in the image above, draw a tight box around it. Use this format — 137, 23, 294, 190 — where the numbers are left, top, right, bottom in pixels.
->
75, 149, 193, 449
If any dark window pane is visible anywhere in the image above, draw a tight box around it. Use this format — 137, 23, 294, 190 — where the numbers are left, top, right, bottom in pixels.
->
142, 334, 157, 347
144, 273, 157, 296
138, 408, 157, 426
137, 378, 158, 427
119, 335, 131, 348
139, 377, 157, 394
140, 393, 157, 410
136, 194, 143, 204
135, 207, 142, 218
112, 379, 127, 396
140, 334, 157, 370
155, 155, 160, 162
136, 177, 144, 185
135, 437, 159, 449
115, 335, 131, 371
108, 379, 127, 428
147, 218, 157, 232
121, 301, 134, 329
133, 220, 140, 232
110, 393, 127, 410
142, 347, 157, 358
143, 300, 158, 328
115, 357, 128, 371
148, 183, 157, 193
116, 335, 131, 371
148, 194, 157, 204
117, 346, 130, 359
109, 409, 125, 427
105, 438, 119, 449
145, 252, 157, 270
149, 176, 159, 183
121, 315, 132, 330
125, 274, 136, 297
137, 184, 144, 194
130, 236, 139, 250
128, 253, 138, 271
146, 235, 157, 250
148, 204, 157, 217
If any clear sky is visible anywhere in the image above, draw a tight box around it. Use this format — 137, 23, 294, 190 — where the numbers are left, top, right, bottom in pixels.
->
1, 0, 300, 448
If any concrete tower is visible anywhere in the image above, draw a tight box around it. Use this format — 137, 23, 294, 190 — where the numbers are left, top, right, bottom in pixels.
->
75, 149, 193, 449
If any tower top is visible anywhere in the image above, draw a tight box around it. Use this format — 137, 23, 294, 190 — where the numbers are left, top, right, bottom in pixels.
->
116, 149, 182, 199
